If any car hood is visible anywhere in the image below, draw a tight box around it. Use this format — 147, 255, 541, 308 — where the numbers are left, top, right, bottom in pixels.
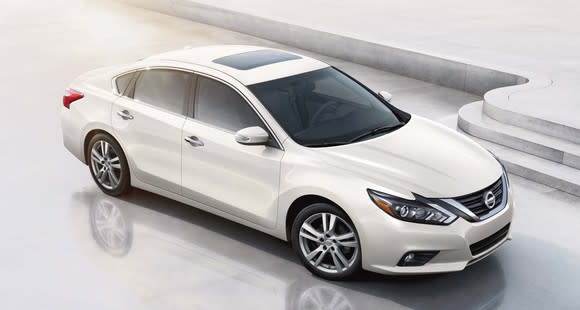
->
316, 115, 502, 198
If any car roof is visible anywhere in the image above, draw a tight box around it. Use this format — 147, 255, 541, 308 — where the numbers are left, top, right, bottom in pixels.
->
145, 45, 329, 85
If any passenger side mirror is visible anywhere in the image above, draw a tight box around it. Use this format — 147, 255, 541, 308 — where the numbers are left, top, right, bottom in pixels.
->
378, 91, 393, 103
234, 126, 269, 145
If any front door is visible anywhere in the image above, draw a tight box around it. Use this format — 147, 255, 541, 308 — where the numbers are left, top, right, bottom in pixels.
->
181, 76, 283, 228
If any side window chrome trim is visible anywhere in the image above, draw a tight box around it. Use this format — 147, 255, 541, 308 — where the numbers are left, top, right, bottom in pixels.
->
113, 68, 191, 119
112, 65, 284, 150
112, 67, 195, 119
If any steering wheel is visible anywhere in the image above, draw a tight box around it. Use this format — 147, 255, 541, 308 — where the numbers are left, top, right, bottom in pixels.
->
309, 101, 339, 126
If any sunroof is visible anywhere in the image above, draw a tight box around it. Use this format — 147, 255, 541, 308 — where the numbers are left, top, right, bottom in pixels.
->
213, 49, 301, 70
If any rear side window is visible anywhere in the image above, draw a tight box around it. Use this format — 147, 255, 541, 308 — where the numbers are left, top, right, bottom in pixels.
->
195, 76, 263, 131
115, 72, 134, 95
133, 69, 191, 115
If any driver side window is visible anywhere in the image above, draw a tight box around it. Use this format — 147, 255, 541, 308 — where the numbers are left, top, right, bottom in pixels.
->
194, 76, 264, 132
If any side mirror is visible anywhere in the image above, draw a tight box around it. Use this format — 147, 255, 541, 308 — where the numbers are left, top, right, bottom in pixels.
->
234, 126, 269, 145
378, 91, 393, 103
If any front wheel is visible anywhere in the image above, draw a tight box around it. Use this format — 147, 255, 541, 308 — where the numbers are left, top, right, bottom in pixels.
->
88, 133, 131, 196
291, 203, 362, 280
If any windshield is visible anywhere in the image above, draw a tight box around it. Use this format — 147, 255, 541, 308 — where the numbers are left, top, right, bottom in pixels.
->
249, 67, 405, 146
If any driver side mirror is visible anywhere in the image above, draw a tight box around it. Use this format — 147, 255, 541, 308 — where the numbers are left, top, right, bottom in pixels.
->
234, 126, 269, 145
378, 91, 393, 103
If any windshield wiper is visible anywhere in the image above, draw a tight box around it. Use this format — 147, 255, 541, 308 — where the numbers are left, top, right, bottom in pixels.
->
349, 122, 406, 143
303, 122, 406, 147
303, 141, 350, 148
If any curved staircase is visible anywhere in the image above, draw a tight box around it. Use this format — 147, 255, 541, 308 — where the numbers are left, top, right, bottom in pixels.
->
457, 99, 580, 196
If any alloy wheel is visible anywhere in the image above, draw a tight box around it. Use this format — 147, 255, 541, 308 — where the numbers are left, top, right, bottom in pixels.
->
298, 212, 360, 274
90, 140, 122, 190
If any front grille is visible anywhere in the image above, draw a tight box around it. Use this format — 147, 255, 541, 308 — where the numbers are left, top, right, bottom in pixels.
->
454, 177, 504, 218
470, 223, 510, 256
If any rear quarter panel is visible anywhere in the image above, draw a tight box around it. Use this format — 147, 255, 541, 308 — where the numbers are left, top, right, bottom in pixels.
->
61, 69, 121, 163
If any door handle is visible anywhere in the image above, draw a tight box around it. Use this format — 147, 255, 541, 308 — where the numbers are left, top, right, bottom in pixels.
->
116, 110, 134, 120
184, 135, 204, 147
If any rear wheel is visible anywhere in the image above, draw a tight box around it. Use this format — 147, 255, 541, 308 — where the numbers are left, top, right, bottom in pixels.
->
291, 203, 361, 280
88, 133, 131, 196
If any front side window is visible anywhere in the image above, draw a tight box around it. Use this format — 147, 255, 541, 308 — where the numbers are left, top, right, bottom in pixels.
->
248, 67, 405, 146
195, 76, 263, 132
133, 69, 191, 115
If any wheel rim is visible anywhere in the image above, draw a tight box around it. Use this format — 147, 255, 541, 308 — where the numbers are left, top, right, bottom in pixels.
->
90, 140, 122, 190
298, 212, 359, 274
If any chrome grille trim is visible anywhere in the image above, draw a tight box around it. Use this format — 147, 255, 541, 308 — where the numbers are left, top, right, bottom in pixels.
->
441, 174, 509, 222
439, 198, 479, 221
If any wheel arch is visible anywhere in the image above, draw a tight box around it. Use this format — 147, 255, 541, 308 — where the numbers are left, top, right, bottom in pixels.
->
285, 194, 352, 241
83, 129, 124, 165
84, 128, 132, 195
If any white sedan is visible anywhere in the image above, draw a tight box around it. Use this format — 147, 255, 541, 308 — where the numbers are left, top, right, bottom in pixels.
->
61, 45, 513, 280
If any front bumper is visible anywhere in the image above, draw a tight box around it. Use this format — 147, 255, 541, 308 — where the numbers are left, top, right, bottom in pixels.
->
359, 187, 514, 275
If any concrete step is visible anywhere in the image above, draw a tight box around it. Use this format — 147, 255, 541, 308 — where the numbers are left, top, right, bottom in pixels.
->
483, 87, 580, 145
458, 101, 580, 169
471, 137, 580, 197
439, 115, 580, 196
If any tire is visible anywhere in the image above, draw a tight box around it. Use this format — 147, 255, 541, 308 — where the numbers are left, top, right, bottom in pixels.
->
87, 133, 131, 196
291, 203, 362, 280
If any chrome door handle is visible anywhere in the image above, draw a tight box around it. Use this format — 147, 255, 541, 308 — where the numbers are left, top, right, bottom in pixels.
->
116, 110, 134, 120
184, 135, 204, 147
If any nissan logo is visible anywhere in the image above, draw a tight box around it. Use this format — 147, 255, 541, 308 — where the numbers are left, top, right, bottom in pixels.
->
483, 191, 496, 209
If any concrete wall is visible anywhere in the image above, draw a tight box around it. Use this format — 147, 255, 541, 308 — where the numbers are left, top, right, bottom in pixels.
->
122, 0, 527, 96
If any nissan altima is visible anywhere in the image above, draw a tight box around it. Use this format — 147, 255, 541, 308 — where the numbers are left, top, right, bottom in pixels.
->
61, 45, 513, 280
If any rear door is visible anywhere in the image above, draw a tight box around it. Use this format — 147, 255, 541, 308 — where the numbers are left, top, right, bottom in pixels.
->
112, 68, 193, 194
181, 75, 283, 228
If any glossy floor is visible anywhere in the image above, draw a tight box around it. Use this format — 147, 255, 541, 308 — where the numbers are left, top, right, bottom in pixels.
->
0, 0, 579, 309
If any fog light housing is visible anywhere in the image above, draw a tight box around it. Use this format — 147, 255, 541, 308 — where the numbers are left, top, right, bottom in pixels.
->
397, 251, 439, 266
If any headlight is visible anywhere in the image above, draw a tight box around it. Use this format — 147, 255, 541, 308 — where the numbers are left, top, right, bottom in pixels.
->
367, 189, 457, 225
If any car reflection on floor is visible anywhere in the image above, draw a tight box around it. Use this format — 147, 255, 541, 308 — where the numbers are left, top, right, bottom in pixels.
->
90, 198, 133, 257
69, 188, 506, 310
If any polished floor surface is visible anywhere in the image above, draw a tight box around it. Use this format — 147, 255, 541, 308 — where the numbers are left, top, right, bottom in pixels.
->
1, 0, 579, 309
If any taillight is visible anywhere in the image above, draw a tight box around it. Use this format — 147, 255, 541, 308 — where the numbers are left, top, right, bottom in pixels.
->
63, 88, 84, 109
